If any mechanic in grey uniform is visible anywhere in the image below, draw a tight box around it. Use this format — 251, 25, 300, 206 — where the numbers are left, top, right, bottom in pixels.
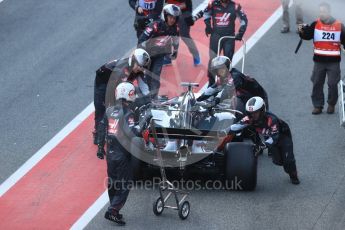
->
225, 97, 300, 185
97, 82, 152, 225
92, 48, 151, 145
129, 0, 165, 39
203, 0, 248, 86
138, 4, 181, 99
280, 0, 303, 33
196, 56, 268, 119
164, 0, 201, 66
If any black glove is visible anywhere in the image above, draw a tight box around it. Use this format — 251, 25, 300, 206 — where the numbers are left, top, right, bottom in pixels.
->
184, 16, 194, 26
205, 25, 213, 37
97, 145, 105, 160
235, 33, 243, 41
138, 111, 153, 133
225, 123, 248, 134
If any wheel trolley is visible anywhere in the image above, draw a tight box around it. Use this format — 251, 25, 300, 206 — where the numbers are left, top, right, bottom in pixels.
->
150, 119, 191, 220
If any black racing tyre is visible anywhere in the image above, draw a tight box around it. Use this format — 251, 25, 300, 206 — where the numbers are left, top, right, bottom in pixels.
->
224, 142, 257, 191
178, 201, 190, 220
153, 197, 164, 216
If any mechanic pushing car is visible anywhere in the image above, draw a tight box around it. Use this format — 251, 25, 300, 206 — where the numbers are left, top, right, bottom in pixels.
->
96, 82, 152, 225
92, 48, 151, 145
226, 96, 300, 185
138, 4, 181, 99
298, 2, 345, 115
164, 0, 201, 66
203, 0, 248, 86
129, 0, 165, 39
196, 56, 268, 117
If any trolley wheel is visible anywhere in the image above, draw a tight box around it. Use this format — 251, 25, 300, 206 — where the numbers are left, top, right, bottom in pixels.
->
153, 197, 164, 216
178, 201, 190, 220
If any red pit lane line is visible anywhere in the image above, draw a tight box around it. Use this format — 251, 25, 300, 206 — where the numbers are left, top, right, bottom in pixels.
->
0, 1, 280, 228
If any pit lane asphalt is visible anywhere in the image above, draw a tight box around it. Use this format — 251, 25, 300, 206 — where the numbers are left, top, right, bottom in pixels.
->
1, 0, 345, 229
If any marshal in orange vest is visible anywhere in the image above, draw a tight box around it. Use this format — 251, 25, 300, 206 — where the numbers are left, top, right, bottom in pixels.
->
314, 19, 342, 56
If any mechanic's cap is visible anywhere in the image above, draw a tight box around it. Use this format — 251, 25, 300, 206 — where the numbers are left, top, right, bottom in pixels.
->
245, 96, 266, 113
129, 48, 151, 68
210, 56, 232, 71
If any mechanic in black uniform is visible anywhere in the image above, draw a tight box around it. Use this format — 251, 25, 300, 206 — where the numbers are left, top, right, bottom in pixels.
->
138, 4, 180, 99
129, 0, 165, 39
93, 48, 151, 144
196, 56, 268, 117
203, 0, 248, 85
225, 96, 300, 185
97, 82, 152, 225
164, 0, 201, 66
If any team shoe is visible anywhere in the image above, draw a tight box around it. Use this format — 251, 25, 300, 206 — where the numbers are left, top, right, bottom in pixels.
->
312, 107, 322, 115
289, 172, 300, 185
104, 211, 125, 226
280, 27, 290, 33
327, 104, 335, 114
193, 55, 201, 66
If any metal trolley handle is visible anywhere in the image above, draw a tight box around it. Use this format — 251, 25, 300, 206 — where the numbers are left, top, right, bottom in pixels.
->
217, 36, 246, 73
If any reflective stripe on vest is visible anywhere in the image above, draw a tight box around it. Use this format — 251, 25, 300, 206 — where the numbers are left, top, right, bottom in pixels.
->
313, 19, 341, 57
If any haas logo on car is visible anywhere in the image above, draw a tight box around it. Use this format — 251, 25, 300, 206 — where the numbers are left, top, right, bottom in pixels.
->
215, 13, 231, 26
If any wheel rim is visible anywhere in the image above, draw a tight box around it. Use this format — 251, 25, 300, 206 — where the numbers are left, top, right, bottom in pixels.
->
157, 199, 163, 213
182, 203, 189, 217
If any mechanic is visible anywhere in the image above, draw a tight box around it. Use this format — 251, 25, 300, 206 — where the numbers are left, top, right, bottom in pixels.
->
138, 4, 181, 99
96, 82, 152, 225
93, 48, 151, 144
298, 2, 345, 115
280, 0, 303, 33
164, 0, 201, 66
225, 97, 300, 185
196, 56, 268, 117
203, 0, 248, 86
129, 0, 165, 39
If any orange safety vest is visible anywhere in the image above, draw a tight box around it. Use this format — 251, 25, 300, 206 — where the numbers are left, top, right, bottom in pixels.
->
314, 19, 342, 56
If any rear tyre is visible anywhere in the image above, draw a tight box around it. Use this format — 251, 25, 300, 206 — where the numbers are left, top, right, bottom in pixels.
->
224, 142, 257, 191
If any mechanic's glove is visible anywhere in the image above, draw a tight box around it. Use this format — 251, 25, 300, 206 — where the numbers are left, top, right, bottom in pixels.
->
170, 50, 178, 60
184, 16, 194, 26
138, 112, 153, 133
235, 33, 243, 41
97, 145, 105, 160
205, 25, 213, 37
264, 137, 274, 147
225, 123, 248, 134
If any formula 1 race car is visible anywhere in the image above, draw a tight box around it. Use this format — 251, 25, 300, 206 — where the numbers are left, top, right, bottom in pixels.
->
130, 82, 262, 191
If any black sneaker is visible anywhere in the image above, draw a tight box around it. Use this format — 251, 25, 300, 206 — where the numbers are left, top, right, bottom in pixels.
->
104, 211, 125, 225
289, 172, 300, 185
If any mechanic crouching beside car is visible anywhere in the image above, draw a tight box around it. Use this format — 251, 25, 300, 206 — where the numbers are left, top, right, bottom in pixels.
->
224, 96, 300, 185
96, 82, 152, 225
